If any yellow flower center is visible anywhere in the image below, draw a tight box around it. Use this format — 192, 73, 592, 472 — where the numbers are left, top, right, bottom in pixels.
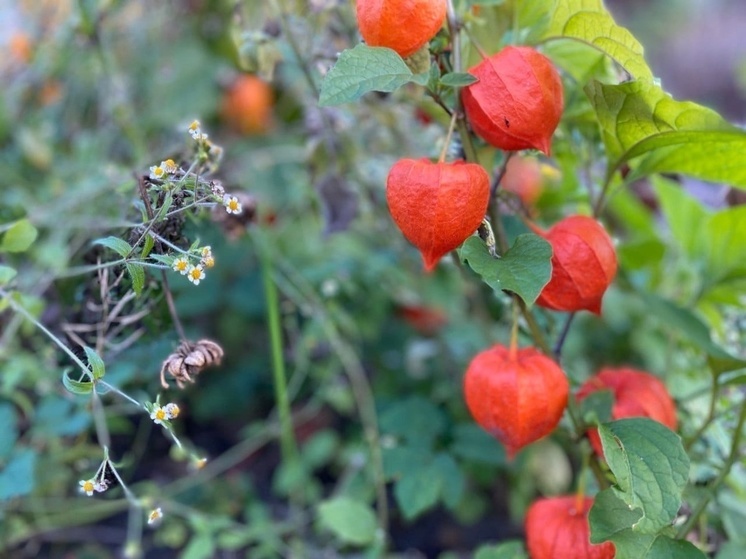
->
83, 481, 94, 492
228, 200, 239, 211
155, 409, 166, 420
176, 260, 187, 271
190, 268, 202, 280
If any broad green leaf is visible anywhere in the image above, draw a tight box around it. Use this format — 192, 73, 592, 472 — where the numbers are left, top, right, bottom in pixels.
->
62, 369, 94, 395
431, 453, 465, 508
639, 293, 746, 374
182, 533, 215, 559
459, 234, 552, 306
317, 496, 377, 546
83, 346, 105, 380
717, 542, 746, 559
599, 418, 689, 533
585, 81, 746, 187
439, 72, 479, 88
0, 403, 18, 459
0, 265, 17, 286
0, 449, 38, 501
449, 423, 506, 465
578, 389, 613, 426
383, 446, 431, 480
474, 541, 528, 559
0, 219, 38, 253
394, 461, 443, 520
589, 488, 643, 543
590, 492, 706, 559
126, 262, 145, 296
540, 0, 652, 80
655, 178, 746, 285
94, 236, 133, 258
379, 396, 446, 446
319, 44, 428, 106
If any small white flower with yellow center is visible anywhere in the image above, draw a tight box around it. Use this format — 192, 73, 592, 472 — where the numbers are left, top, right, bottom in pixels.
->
150, 406, 168, 425
162, 159, 178, 174
79, 479, 96, 496
187, 265, 206, 286
224, 195, 242, 215
149, 165, 166, 180
172, 257, 190, 275
188, 120, 201, 138
164, 403, 180, 419
148, 507, 163, 525
201, 246, 212, 258
201, 255, 215, 268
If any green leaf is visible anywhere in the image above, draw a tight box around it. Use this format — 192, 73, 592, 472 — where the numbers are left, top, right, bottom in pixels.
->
0, 219, 38, 253
459, 234, 552, 306
62, 369, 94, 395
599, 418, 689, 533
383, 446, 432, 480
319, 44, 428, 106
639, 293, 746, 374
0, 265, 17, 286
590, 494, 706, 559
585, 80, 746, 187
578, 389, 613, 426
589, 488, 643, 543
431, 453, 465, 508
141, 234, 155, 258
317, 497, 377, 546
379, 396, 446, 447
0, 403, 18, 459
439, 72, 479, 88
474, 541, 528, 559
126, 262, 145, 296
394, 461, 443, 520
83, 347, 105, 380
449, 423, 506, 465
94, 236, 133, 258
540, 0, 653, 80
0, 448, 38, 501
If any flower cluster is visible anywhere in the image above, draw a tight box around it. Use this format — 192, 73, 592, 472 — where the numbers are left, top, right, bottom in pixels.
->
78, 460, 111, 497
149, 158, 179, 181
171, 245, 215, 286
150, 402, 181, 425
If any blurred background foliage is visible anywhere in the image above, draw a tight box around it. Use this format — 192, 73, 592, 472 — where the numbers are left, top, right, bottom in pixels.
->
1, 0, 745, 557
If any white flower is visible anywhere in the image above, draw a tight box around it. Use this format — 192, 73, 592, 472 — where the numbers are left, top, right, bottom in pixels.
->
172, 257, 189, 275
94, 480, 109, 493
79, 479, 95, 496
187, 265, 205, 286
150, 406, 168, 425
149, 165, 166, 180
148, 507, 163, 525
224, 195, 242, 215
162, 159, 178, 174
188, 120, 201, 138
201, 246, 212, 259
201, 255, 215, 269
164, 403, 180, 419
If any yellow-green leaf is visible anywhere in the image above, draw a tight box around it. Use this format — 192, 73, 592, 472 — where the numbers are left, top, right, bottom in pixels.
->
1, 219, 38, 253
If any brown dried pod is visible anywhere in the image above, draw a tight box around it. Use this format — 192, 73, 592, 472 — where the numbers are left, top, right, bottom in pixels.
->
160, 339, 224, 389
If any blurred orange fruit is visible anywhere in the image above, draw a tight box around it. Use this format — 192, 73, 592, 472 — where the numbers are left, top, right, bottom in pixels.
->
221, 75, 273, 135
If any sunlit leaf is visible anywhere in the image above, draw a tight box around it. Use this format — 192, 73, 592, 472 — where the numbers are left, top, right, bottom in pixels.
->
599, 418, 689, 533
317, 496, 377, 546
1, 219, 38, 253
319, 44, 428, 106
94, 236, 133, 258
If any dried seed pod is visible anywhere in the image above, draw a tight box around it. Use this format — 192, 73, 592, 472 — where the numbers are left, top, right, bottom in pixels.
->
463, 345, 569, 458
160, 339, 225, 389
534, 215, 617, 314
525, 496, 616, 559
576, 367, 678, 457
356, 0, 447, 58
462, 46, 564, 155
386, 158, 490, 271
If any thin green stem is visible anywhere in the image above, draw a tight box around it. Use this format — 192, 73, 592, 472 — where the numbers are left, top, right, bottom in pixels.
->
256, 233, 299, 466
676, 396, 746, 539
0, 287, 90, 374
684, 374, 719, 451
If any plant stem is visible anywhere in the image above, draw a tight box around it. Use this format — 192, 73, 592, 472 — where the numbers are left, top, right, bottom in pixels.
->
0, 287, 90, 374
256, 232, 299, 467
684, 374, 719, 451
553, 313, 576, 361
676, 396, 746, 539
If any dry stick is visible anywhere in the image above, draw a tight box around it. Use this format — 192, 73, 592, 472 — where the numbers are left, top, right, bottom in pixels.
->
135, 175, 187, 342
